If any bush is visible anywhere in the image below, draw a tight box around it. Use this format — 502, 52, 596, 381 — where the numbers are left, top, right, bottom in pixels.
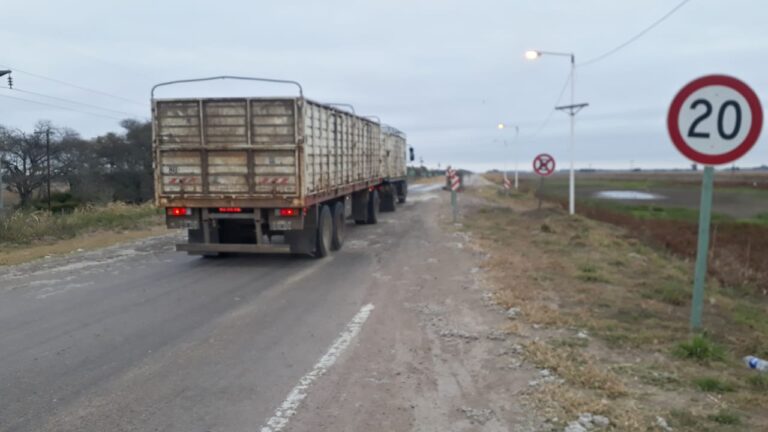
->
674, 335, 727, 362
694, 377, 734, 393
31, 192, 82, 213
707, 409, 741, 425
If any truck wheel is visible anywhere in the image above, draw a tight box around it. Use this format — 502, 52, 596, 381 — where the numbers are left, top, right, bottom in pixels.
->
380, 185, 396, 212
367, 190, 380, 224
331, 201, 345, 251
315, 205, 333, 258
397, 181, 407, 203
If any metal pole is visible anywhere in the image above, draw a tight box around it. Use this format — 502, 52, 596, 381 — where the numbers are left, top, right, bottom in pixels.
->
46, 129, 51, 212
690, 166, 715, 330
514, 126, 519, 190
451, 189, 457, 222
538, 176, 544, 210
504, 139, 509, 196
568, 54, 576, 215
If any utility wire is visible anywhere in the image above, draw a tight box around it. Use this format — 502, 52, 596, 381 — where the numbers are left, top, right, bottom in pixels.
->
579, 0, 694, 67
0, 64, 145, 106
0, 86, 141, 117
0, 93, 124, 121
522, 73, 571, 141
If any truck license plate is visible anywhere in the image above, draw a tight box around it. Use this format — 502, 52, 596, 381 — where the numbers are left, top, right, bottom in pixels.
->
271, 220, 293, 231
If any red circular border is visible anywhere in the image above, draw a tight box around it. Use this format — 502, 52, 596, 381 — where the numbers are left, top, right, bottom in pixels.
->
533, 153, 556, 176
667, 74, 763, 165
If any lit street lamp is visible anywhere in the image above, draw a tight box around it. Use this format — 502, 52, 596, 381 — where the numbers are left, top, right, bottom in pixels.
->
524, 50, 588, 215
496, 122, 519, 190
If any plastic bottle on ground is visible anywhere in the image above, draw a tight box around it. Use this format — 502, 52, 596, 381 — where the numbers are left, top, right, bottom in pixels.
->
744, 356, 768, 372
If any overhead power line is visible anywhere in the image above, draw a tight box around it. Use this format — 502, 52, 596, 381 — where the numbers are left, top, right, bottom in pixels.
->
579, 0, 694, 67
0, 86, 141, 117
0, 64, 145, 106
522, 73, 571, 141
0, 93, 124, 121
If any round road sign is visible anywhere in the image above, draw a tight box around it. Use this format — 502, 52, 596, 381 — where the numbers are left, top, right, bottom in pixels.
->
533, 153, 556, 177
667, 75, 763, 165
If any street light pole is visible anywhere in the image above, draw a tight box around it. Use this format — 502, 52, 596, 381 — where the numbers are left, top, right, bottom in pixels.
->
569, 54, 575, 215
525, 50, 587, 215
497, 122, 520, 190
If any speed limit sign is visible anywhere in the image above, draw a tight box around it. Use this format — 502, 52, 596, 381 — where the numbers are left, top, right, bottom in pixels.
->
667, 74, 763, 331
667, 75, 763, 165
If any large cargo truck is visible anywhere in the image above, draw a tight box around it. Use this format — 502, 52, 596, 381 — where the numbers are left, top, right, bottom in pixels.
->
151, 76, 411, 257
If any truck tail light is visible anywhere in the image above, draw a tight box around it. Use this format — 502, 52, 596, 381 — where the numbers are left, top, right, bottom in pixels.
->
167, 207, 192, 217
218, 207, 242, 213
279, 208, 298, 217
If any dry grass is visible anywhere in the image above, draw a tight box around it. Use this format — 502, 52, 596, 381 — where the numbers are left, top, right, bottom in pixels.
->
460, 179, 768, 430
525, 340, 627, 397
0, 203, 161, 245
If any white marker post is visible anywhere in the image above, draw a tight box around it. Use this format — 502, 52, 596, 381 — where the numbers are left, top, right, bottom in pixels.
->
447, 167, 460, 222
667, 75, 763, 330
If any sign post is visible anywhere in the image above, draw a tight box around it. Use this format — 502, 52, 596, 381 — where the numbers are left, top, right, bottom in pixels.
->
667, 75, 763, 330
533, 153, 556, 210
447, 167, 461, 222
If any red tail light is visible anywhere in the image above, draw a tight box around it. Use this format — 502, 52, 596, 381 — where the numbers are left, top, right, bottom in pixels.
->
167, 207, 191, 217
279, 208, 297, 217
218, 207, 242, 213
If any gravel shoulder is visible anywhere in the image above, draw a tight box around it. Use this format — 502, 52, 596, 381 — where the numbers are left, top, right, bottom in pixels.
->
287, 179, 542, 431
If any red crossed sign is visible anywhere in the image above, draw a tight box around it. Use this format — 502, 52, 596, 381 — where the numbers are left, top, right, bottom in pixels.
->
533, 153, 556, 177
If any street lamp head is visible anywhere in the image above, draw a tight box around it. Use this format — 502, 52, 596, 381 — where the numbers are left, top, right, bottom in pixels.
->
0, 70, 10, 78
497, 123, 505, 129
524, 50, 541, 60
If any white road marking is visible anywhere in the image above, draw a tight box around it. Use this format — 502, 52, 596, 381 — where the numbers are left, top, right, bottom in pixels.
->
259, 303, 375, 432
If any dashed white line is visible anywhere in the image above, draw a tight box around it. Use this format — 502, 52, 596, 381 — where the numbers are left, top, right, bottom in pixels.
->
259, 303, 375, 432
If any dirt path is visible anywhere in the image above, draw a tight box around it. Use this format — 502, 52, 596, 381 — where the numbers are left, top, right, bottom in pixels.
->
287, 176, 542, 431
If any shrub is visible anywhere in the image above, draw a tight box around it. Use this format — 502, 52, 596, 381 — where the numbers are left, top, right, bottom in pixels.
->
674, 335, 727, 362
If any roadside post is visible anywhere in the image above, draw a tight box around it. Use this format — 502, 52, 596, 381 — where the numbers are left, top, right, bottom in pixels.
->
503, 172, 512, 194
447, 167, 460, 222
667, 75, 763, 330
533, 153, 556, 210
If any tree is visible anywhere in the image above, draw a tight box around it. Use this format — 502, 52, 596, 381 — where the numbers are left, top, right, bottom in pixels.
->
0, 121, 66, 207
94, 119, 153, 202
0, 119, 154, 207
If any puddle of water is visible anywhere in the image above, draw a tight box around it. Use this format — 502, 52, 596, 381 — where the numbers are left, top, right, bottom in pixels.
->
594, 190, 665, 200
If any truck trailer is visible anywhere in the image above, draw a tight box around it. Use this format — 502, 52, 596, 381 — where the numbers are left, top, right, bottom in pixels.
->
151, 76, 411, 257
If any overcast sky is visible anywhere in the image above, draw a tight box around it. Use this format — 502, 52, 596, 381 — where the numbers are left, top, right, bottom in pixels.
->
2, 0, 767, 171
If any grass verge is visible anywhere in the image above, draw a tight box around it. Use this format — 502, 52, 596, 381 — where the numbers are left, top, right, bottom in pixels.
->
0, 203, 161, 245
460, 180, 768, 431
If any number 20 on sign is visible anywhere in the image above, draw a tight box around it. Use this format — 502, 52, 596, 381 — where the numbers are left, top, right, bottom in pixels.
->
667, 75, 763, 330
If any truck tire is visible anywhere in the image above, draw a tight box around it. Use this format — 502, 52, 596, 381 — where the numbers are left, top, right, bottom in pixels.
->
397, 181, 407, 203
367, 190, 380, 224
331, 201, 345, 251
315, 204, 333, 258
379, 185, 396, 212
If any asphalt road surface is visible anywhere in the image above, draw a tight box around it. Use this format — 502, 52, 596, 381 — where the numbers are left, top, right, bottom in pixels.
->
0, 180, 538, 432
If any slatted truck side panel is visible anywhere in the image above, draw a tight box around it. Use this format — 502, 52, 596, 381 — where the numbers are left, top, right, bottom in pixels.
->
153, 90, 410, 257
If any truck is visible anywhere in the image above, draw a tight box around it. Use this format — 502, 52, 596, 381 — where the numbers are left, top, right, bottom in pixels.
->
151, 76, 412, 257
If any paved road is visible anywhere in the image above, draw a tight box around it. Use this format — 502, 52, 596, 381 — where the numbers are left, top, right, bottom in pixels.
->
0, 181, 536, 432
